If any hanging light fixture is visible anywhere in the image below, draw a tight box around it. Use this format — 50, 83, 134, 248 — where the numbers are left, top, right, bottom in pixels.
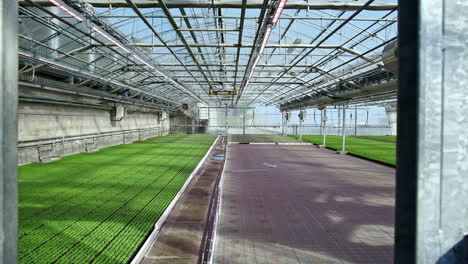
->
91, 26, 130, 53
133, 55, 155, 69
271, 0, 288, 25
245, 0, 288, 88
258, 27, 272, 55
48, 0, 84, 22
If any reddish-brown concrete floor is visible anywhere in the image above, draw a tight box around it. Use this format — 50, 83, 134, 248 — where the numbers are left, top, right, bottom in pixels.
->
212, 144, 395, 264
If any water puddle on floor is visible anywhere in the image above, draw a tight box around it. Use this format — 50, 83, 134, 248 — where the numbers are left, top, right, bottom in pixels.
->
209, 154, 225, 160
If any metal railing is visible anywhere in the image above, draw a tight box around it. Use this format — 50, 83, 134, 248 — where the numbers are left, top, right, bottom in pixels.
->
169, 124, 393, 136
19, 126, 168, 149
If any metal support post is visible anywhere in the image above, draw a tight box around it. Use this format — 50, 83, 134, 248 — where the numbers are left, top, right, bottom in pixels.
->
320, 109, 323, 136
191, 118, 196, 134
396, 1, 468, 263
341, 104, 346, 153
207, 107, 210, 134
337, 105, 341, 134
1, 1, 19, 262
281, 111, 284, 136
242, 108, 246, 135
299, 121, 303, 140
354, 107, 358, 135
224, 105, 228, 135
322, 108, 327, 147
299, 109, 303, 141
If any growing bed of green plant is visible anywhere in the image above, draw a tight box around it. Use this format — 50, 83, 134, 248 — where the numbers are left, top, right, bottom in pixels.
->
19, 134, 217, 264
142, 134, 218, 144
289, 135, 396, 166
353, 135, 396, 142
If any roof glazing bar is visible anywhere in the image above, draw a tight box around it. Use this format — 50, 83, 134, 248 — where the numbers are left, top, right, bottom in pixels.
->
23, 0, 397, 11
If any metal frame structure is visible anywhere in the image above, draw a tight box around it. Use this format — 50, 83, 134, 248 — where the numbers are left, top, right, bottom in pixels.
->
1, 1, 19, 263
17, 0, 397, 109
396, 0, 468, 263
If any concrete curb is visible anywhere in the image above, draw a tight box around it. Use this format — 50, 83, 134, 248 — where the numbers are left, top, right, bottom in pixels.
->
209, 139, 230, 264
130, 136, 220, 264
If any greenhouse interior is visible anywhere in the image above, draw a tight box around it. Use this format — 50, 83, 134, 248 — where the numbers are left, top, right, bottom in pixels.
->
1, 0, 467, 264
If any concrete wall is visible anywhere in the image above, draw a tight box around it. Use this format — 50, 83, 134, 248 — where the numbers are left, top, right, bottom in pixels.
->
385, 105, 397, 136
18, 84, 170, 165
170, 113, 195, 134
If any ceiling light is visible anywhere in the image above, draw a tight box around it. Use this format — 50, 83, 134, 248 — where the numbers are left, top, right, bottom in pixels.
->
18, 51, 32, 57
259, 27, 272, 55
92, 26, 130, 53
48, 0, 84, 22
252, 56, 261, 70
271, 0, 288, 25
133, 55, 155, 69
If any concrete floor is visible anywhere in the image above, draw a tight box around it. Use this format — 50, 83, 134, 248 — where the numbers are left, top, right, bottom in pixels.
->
212, 144, 395, 264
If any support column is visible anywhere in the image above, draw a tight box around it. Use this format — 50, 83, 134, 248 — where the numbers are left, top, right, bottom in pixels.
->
1, 0, 19, 263
207, 107, 210, 134
299, 109, 303, 141
337, 105, 341, 135
340, 105, 346, 153
191, 118, 195, 134
319, 109, 323, 136
224, 105, 228, 135
242, 108, 246, 135
385, 104, 397, 136
354, 107, 358, 135
281, 111, 285, 136
321, 108, 327, 147
396, 1, 468, 263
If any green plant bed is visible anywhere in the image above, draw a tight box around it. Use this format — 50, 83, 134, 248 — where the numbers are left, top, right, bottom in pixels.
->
289, 135, 396, 166
141, 134, 218, 144
19, 134, 216, 264
353, 135, 396, 142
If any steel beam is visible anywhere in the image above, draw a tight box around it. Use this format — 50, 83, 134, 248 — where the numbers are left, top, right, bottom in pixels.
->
232, 0, 247, 105
83, 51, 349, 57
176, 81, 305, 85
311, 11, 396, 72
267, 38, 395, 106
158, 63, 338, 67
177, 28, 239, 32
247, 1, 375, 105
1, 0, 18, 263
97, 43, 365, 50
397, 0, 468, 263
20, 0, 190, 105
22, 0, 397, 10
178, 7, 224, 103
235, 0, 269, 105
19, 14, 398, 22
123, 0, 208, 104
156, 0, 219, 104
160, 75, 309, 79
280, 80, 397, 110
